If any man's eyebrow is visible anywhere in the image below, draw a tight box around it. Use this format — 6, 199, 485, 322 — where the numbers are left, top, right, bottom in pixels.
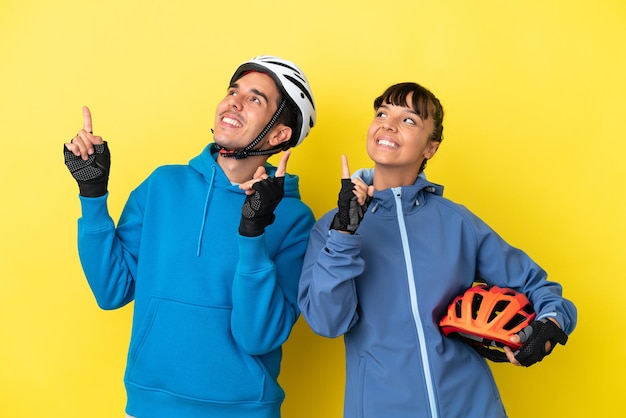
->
228, 83, 269, 103
250, 88, 269, 103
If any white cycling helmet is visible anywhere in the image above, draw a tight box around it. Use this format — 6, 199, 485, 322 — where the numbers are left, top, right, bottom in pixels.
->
230, 55, 316, 149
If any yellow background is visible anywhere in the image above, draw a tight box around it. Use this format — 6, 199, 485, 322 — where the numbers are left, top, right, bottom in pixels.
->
1, 0, 624, 416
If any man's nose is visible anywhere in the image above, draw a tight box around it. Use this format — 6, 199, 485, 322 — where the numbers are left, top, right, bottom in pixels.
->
228, 95, 243, 110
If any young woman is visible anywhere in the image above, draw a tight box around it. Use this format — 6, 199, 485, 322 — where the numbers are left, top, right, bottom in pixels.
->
298, 82, 576, 418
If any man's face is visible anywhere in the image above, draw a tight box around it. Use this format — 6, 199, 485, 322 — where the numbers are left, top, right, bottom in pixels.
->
213, 71, 280, 150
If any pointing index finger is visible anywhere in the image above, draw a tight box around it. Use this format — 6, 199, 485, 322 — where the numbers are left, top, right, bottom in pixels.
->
341, 155, 351, 179
82, 106, 93, 133
274, 150, 291, 178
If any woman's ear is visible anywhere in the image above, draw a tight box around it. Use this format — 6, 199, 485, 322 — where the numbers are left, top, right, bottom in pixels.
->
424, 141, 440, 159
268, 125, 293, 147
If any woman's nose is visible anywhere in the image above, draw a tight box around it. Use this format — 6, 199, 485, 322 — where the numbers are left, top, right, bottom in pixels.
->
382, 118, 397, 131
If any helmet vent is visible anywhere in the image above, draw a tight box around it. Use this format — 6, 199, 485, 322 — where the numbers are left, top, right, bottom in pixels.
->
454, 299, 463, 318
503, 313, 529, 331
488, 300, 511, 323
284, 74, 315, 108
471, 294, 484, 319
264, 59, 299, 73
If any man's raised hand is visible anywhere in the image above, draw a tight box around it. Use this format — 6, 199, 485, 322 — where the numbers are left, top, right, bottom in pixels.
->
63, 106, 111, 197
238, 151, 290, 237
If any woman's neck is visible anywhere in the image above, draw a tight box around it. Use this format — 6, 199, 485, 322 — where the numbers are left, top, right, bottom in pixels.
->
373, 165, 419, 190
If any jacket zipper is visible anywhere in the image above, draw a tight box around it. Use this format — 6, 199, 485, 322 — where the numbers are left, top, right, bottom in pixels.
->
393, 188, 439, 418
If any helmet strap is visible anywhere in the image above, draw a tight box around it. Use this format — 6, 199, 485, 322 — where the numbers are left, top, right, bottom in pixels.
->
217, 98, 287, 159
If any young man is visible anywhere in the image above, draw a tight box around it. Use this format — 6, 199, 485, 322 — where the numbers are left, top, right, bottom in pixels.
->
64, 56, 316, 418
298, 82, 577, 417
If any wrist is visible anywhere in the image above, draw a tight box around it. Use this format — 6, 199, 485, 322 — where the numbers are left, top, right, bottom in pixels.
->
239, 214, 274, 237
78, 180, 108, 198
330, 212, 355, 234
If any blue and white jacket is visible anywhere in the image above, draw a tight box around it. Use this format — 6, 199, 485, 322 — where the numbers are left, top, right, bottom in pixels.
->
298, 169, 576, 418
76, 144, 315, 418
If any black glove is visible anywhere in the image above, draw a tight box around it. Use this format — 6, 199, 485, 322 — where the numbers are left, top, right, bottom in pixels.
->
239, 176, 284, 237
513, 318, 568, 367
63, 142, 110, 197
330, 178, 371, 234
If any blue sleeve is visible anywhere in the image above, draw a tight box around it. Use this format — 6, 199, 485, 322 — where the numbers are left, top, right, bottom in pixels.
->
77, 192, 141, 310
468, 211, 577, 335
230, 204, 315, 355
297, 213, 365, 338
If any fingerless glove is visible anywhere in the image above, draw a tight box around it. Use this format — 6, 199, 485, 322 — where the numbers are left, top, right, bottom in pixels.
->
239, 176, 284, 237
514, 318, 568, 367
330, 178, 371, 233
63, 142, 110, 197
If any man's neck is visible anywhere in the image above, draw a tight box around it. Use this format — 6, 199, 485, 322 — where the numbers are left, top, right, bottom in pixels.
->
217, 154, 269, 184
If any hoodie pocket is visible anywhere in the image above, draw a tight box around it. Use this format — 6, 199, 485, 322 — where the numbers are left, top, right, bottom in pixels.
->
126, 297, 265, 402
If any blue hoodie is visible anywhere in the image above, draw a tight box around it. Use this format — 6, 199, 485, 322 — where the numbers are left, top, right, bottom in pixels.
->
298, 169, 577, 418
76, 144, 315, 418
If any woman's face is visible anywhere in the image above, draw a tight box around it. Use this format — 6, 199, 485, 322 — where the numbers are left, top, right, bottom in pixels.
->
366, 92, 439, 174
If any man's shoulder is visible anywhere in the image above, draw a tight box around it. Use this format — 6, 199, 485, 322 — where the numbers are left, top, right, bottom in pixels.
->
144, 164, 197, 181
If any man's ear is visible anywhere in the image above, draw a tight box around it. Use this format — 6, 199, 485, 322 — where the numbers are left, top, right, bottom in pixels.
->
268, 124, 292, 147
